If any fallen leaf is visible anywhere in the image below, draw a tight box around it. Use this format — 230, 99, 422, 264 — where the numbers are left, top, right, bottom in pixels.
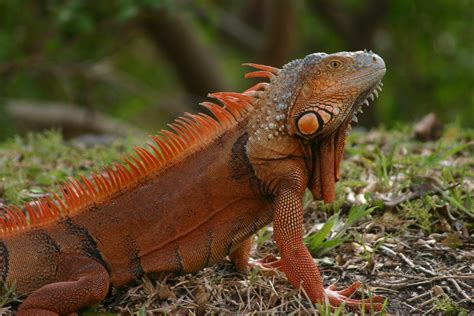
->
158, 285, 175, 301
335, 254, 345, 266
195, 285, 210, 306
413, 112, 443, 141
431, 285, 444, 296
441, 232, 463, 249
437, 218, 452, 233
363, 233, 378, 244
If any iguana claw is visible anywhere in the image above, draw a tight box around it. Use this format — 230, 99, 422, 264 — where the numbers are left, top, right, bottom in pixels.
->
248, 254, 282, 274
325, 281, 385, 311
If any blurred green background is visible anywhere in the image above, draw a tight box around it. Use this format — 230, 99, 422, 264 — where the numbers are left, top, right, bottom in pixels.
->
0, 0, 472, 140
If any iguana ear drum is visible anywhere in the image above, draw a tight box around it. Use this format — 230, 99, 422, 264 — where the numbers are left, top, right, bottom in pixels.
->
296, 112, 321, 136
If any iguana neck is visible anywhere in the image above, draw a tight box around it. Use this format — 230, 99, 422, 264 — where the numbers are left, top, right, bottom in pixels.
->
247, 58, 304, 144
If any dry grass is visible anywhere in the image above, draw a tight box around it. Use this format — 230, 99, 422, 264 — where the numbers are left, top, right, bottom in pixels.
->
0, 123, 472, 315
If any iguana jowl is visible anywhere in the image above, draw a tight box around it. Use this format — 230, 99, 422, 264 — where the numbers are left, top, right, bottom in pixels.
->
0, 51, 386, 314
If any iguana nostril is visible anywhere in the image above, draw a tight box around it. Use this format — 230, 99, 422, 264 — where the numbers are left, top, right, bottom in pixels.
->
372, 56, 377, 62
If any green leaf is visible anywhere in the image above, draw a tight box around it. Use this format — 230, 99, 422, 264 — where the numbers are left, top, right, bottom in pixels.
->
306, 213, 339, 251
347, 205, 376, 226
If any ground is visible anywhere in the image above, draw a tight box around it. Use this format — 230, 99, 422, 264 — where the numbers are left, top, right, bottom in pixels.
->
0, 124, 472, 315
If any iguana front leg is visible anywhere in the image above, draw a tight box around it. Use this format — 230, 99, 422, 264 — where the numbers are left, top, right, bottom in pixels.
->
17, 255, 109, 315
273, 176, 384, 311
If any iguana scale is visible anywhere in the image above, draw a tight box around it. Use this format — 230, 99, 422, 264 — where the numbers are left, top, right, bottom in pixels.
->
0, 51, 386, 314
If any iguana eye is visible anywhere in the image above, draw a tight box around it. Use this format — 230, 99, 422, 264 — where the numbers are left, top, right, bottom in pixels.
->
296, 112, 320, 136
329, 60, 341, 68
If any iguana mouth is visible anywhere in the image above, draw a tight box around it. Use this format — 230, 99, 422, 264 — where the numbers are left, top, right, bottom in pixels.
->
308, 70, 385, 204
349, 79, 384, 124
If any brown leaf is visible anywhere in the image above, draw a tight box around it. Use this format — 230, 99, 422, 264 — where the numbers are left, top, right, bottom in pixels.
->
441, 232, 464, 249
432, 285, 444, 296
413, 112, 443, 141
436, 218, 452, 233
195, 285, 210, 306
363, 233, 378, 244
158, 285, 175, 301
335, 254, 345, 266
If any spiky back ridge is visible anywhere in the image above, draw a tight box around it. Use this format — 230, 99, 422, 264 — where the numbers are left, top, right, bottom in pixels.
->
0, 64, 281, 237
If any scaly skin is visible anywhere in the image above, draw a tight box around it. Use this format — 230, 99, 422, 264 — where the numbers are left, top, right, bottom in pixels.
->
0, 51, 386, 314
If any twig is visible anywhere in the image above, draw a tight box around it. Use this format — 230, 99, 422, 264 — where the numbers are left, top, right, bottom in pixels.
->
374, 280, 409, 290
370, 286, 399, 294
418, 293, 444, 308
268, 279, 279, 297
401, 301, 419, 312
407, 291, 431, 302
457, 279, 472, 290
234, 284, 244, 308
299, 284, 318, 315
247, 285, 251, 311
398, 252, 437, 276
407, 275, 474, 288
267, 300, 291, 312
449, 278, 471, 301
379, 245, 396, 256
456, 297, 474, 306
376, 273, 474, 290
422, 304, 438, 316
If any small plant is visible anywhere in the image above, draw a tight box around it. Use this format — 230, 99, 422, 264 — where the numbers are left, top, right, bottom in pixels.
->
254, 227, 273, 248
439, 167, 473, 218
359, 287, 389, 316
433, 296, 468, 315
315, 299, 346, 316
306, 205, 376, 256
399, 199, 433, 233
373, 143, 398, 188
0, 281, 17, 307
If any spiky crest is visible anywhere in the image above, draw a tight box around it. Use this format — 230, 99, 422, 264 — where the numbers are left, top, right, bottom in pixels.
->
0, 64, 277, 237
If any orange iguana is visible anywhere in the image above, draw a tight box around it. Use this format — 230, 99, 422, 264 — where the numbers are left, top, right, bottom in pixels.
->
0, 51, 386, 314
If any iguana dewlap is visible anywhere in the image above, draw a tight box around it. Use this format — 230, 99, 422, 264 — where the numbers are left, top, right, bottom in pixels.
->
0, 51, 386, 314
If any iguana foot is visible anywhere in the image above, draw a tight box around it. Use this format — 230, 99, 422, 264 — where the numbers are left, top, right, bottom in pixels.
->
325, 281, 384, 311
229, 239, 282, 274
248, 254, 282, 275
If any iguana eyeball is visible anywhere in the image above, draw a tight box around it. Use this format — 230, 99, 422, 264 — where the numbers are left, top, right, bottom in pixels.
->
296, 112, 319, 135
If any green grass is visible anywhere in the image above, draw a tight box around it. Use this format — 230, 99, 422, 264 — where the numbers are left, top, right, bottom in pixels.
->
0, 124, 472, 314
0, 130, 137, 207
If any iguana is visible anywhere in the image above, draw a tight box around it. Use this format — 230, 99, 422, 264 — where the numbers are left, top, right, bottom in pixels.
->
0, 50, 386, 314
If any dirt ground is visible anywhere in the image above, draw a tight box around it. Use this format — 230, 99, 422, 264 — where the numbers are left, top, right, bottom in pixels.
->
1, 125, 472, 315
95, 206, 472, 315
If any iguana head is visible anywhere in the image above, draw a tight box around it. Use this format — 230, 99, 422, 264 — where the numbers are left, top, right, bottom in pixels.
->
245, 51, 385, 202
247, 51, 385, 142
287, 51, 386, 139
